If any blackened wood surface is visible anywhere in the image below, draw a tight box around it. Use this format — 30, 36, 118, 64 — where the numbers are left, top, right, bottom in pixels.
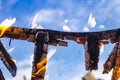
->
0, 41, 17, 77
103, 43, 118, 74
31, 32, 48, 80
85, 34, 99, 70
111, 42, 120, 80
1, 27, 120, 44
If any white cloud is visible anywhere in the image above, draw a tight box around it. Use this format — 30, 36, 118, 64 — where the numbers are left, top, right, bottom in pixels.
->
91, 0, 120, 26
32, 9, 64, 23
31, 24, 44, 29
6, 54, 33, 80
31, 12, 44, 29
82, 13, 97, 32
62, 25, 71, 32
7, 47, 15, 54
47, 49, 56, 60
31, 12, 39, 28
31, 9, 64, 29
17, 55, 32, 67
62, 19, 72, 32
100, 44, 104, 55
64, 19, 69, 23
99, 25, 105, 29
70, 61, 112, 80
92, 61, 112, 80
87, 13, 96, 28
71, 74, 84, 80
17, 58, 31, 67
83, 26, 90, 32
6, 67, 32, 80
0, 17, 16, 26
93, 70, 112, 80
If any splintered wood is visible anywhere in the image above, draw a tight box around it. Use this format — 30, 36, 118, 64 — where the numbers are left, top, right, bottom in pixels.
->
2, 27, 120, 44
0, 41, 17, 77
103, 42, 120, 80
112, 42, 120, 80
31, 32, 48, 80
102, 43, 118, 74
32, 55, 47, 80
84, 34, 99, 70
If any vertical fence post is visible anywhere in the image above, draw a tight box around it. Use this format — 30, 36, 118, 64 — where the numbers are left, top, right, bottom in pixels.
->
31, 32, 49, 80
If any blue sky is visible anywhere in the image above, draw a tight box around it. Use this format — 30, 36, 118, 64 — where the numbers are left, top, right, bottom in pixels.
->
0, 0, 120, 80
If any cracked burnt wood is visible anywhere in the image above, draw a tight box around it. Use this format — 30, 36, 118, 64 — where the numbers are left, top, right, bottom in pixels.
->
84, 34, 99, 70
0, 27, 120, 79
1, 27, 120, 44
31, 32, 48, 80
103, 42, 120, 80
102, 43, 118, 74
112, 42, 120, 80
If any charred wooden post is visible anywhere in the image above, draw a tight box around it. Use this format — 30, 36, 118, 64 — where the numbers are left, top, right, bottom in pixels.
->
111, 42, 120, 80
0, 41, 17, 77
31, 31, 49, 80
2, 27, 68, 46
0, 69, 5, 80
102, 43, 118, 74
84, 34, 100, 70
103, 42, 120, 80
0, 26, 120, 79
1, 27, 120, 44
